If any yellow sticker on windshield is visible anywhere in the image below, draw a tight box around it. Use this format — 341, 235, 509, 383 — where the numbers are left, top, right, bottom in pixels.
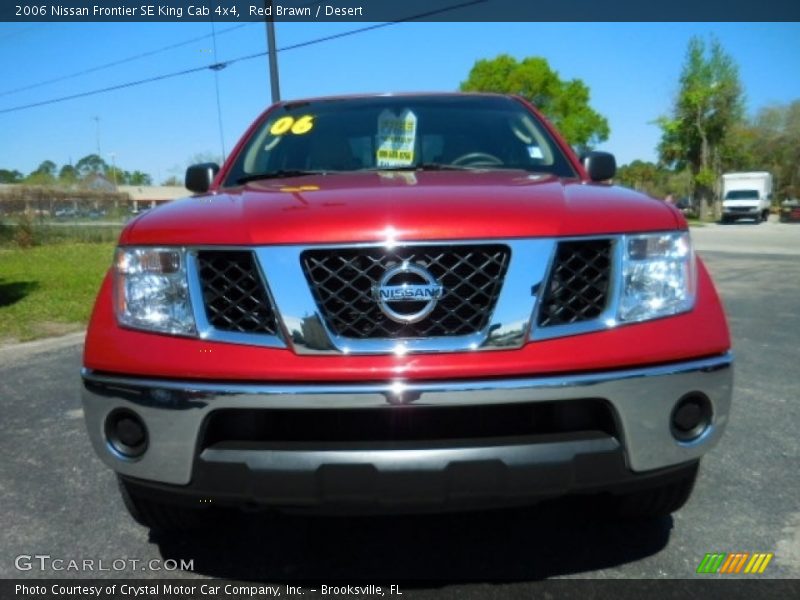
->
290, 115, 314, 134
270, 116, 294, 135
269, 115, 315, 136
377, 149, 414, 161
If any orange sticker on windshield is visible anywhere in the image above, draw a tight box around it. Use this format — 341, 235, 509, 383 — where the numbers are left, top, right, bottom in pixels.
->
269, 115, 315, 136
279, 185, 320, 192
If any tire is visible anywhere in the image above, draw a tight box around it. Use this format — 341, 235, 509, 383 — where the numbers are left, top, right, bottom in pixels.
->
117, 476, 205, 531
610, 461, 699, 519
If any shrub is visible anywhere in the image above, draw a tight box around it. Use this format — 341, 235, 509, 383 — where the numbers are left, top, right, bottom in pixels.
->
0, 213, 11, 243
14, 213, 38, 248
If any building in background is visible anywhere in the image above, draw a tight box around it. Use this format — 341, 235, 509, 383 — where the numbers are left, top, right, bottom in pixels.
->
118, 185, 188, 213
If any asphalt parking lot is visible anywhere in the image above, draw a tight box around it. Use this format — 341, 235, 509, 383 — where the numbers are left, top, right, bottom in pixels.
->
1, 221, 798, 586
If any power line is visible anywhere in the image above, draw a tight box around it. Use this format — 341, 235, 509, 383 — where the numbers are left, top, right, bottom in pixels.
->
0, 0, 485, 116
0, 0, 327, 98
270, 0, 485, 55
0, 25, 41, 41
0, 63, 219, 114
0, 22, 254, 98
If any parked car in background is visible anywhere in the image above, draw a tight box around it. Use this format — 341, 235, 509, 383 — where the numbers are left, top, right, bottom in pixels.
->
54, 208, 78, 219
675, 197, 694, 218
81, 93, 733, 531
780, 199, 800, 223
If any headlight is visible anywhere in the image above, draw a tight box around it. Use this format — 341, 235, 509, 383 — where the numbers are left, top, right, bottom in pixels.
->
114, 247, 195, 335
618, 232, 696, 322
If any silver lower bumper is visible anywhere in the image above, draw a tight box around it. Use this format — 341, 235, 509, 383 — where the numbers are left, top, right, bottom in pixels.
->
81, 354, 732, 487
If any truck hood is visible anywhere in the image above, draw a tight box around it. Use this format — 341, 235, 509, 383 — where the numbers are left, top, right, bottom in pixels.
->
123, 170, 680, 245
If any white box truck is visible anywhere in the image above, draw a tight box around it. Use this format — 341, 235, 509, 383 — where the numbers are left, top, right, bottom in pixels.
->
721, 172, 773, 223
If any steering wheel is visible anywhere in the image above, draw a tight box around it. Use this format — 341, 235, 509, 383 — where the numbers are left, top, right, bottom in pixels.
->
450, 152, 504, 167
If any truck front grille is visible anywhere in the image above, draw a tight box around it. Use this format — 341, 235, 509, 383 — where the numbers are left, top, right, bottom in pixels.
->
537, 240, 612, 327
196, 250, 279, 335
301, 245, 510, 339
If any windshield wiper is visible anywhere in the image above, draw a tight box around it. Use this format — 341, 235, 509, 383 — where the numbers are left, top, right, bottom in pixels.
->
237, 169, 324, 184
366, 163, 481, 172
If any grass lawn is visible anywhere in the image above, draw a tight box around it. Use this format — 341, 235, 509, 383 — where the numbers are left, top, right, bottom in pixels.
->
0, 243, 114, 342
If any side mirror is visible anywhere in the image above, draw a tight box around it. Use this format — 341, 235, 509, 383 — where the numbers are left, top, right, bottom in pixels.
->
582, 151, 616, 182
185, 163, 220, 193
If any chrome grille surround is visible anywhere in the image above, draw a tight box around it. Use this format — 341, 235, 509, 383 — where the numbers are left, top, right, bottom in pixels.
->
182, 236, 632, 354
186, 249, 285, 349
300, 245, 511, 339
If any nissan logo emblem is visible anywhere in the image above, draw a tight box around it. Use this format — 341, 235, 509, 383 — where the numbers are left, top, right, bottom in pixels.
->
373, 262, 444, 324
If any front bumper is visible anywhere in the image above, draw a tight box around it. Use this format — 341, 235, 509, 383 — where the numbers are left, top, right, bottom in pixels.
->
82, 353, 732, 507
723, 206, 761, 217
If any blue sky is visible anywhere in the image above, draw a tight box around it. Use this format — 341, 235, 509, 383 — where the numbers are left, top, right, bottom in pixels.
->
1, 21, 799, 183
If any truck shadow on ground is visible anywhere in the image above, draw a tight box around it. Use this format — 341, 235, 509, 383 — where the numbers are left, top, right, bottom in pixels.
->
152, 496, 672, 582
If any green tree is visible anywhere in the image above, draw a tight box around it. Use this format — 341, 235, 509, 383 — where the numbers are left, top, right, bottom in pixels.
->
58, 164, 79, 185
0, 169, 23, 183
26, 160, 57, 185
616, 161, 669, 197
75, 154, 108, 178
129, 171, 152, 186
657, 37, 744, 219
746, 101, 800, 200
717, 120, 758, 173
104, 165, 127, 186
460, 54, 610, 151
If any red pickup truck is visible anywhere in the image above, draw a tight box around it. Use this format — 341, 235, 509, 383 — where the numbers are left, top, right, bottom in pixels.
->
81, 93, 732, 530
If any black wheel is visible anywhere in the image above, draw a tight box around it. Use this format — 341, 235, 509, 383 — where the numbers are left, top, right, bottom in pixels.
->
610, 461, 699, 519
117, 476, 205, 531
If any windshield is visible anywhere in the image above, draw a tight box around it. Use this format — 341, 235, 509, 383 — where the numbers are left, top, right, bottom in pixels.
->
725, 190, 759, 200
222, 95, 577, 186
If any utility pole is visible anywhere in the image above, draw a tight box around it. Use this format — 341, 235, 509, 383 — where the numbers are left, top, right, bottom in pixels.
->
109, 152, 120, 211
109, 152, 118, 188
265, 1, 280, 103
210, 21, 227, 162
93, 116, 101, 156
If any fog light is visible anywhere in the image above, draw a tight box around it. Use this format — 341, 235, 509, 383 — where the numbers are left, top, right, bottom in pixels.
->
105, 409, 148, 458
670, 393, 712, 442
